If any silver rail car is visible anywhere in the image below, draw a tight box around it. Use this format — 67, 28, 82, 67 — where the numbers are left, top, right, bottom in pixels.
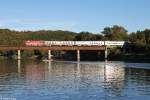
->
44, 41, 75, 46
105, 41, 125, 46
75, 41, 104, 46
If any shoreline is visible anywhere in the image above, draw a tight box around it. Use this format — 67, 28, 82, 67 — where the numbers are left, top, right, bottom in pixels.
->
0, 56, 150, 63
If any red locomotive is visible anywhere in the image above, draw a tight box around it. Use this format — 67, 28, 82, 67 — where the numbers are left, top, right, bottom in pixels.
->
25, 40, 44, 46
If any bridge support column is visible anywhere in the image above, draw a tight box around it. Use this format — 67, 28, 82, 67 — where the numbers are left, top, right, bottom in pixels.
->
77, 50, 80, 61
17, 50, 21, 60
48, 50, 52, 60
105, 46, 107, 60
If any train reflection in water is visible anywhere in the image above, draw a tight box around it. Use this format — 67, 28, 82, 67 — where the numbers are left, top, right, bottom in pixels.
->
0, 60, 150, 100
12, 60, 125, 92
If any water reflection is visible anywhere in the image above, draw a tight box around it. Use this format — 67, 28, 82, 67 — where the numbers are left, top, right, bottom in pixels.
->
25, 63, 48, 81
48, 61, 52, 73
104, 62, 125, 85
76, 62, 80, 77
18, 60, 21, 73
103, 62, 126, 98
0, 60, 149, 100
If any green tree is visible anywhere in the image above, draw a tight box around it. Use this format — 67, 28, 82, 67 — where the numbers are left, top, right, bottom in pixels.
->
102, 25, 128, 41
74, 32, 96, 41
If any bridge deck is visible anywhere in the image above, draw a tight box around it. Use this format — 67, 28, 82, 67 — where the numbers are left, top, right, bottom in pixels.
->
0, 46, 106, 51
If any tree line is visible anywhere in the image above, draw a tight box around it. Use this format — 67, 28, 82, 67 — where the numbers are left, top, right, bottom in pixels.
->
0, 25, 150, 61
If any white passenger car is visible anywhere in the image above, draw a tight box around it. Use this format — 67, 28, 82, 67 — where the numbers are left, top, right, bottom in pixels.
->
105, 41, 125, 46
44, 41, 62, 46
75, 41, 104, 46
75, 41, 91, 46
60, 41, 75, 46
44, 41, 75, 46
88, 41, 104, 46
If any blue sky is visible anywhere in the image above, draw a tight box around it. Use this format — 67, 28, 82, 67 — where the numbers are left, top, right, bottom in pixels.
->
0, 0, 150, 33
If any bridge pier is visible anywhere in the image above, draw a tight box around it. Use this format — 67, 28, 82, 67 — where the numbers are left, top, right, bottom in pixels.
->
77, 50, 80, 61
105, 46, 107, 60
48, 50, 52, 60
17, 50, 21, 60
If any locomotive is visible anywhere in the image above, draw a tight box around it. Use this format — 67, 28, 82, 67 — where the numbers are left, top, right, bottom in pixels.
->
25, 40, 125, 46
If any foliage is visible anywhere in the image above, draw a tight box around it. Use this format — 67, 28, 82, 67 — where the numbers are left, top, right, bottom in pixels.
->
102, 25, 128, 41
0, 25, 150, 60
0, 29, 76, 46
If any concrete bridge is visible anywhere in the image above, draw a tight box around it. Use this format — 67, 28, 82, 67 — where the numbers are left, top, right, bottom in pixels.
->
0, 41, 126, 61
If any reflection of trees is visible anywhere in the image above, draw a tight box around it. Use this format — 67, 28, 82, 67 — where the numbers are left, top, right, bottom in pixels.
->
21, 61, 150, 98
76, 63, 103, 93
0, 60, 18, 74
45, 62, 126, 96
126, 67, 150, 87
0, 60, 150, 98
0, 60, 24, 95
24, 63, 48, 81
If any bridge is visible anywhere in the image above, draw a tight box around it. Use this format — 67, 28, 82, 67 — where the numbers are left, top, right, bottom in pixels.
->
0, 41, 126, 61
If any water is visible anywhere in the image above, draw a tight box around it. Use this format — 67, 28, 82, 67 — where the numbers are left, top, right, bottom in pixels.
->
0, 60, 150, 100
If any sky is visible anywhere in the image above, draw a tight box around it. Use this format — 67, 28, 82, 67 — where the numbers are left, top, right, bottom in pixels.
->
0, 0, 150, 33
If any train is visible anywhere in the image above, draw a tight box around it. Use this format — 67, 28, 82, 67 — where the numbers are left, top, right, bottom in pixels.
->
25, 40, 125, 46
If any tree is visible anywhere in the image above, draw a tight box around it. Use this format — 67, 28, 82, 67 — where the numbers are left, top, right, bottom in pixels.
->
102, 25, 128, 41
74, 32, 96, 41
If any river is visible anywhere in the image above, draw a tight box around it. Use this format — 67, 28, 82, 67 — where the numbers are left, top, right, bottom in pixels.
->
0, 60, 150, 100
